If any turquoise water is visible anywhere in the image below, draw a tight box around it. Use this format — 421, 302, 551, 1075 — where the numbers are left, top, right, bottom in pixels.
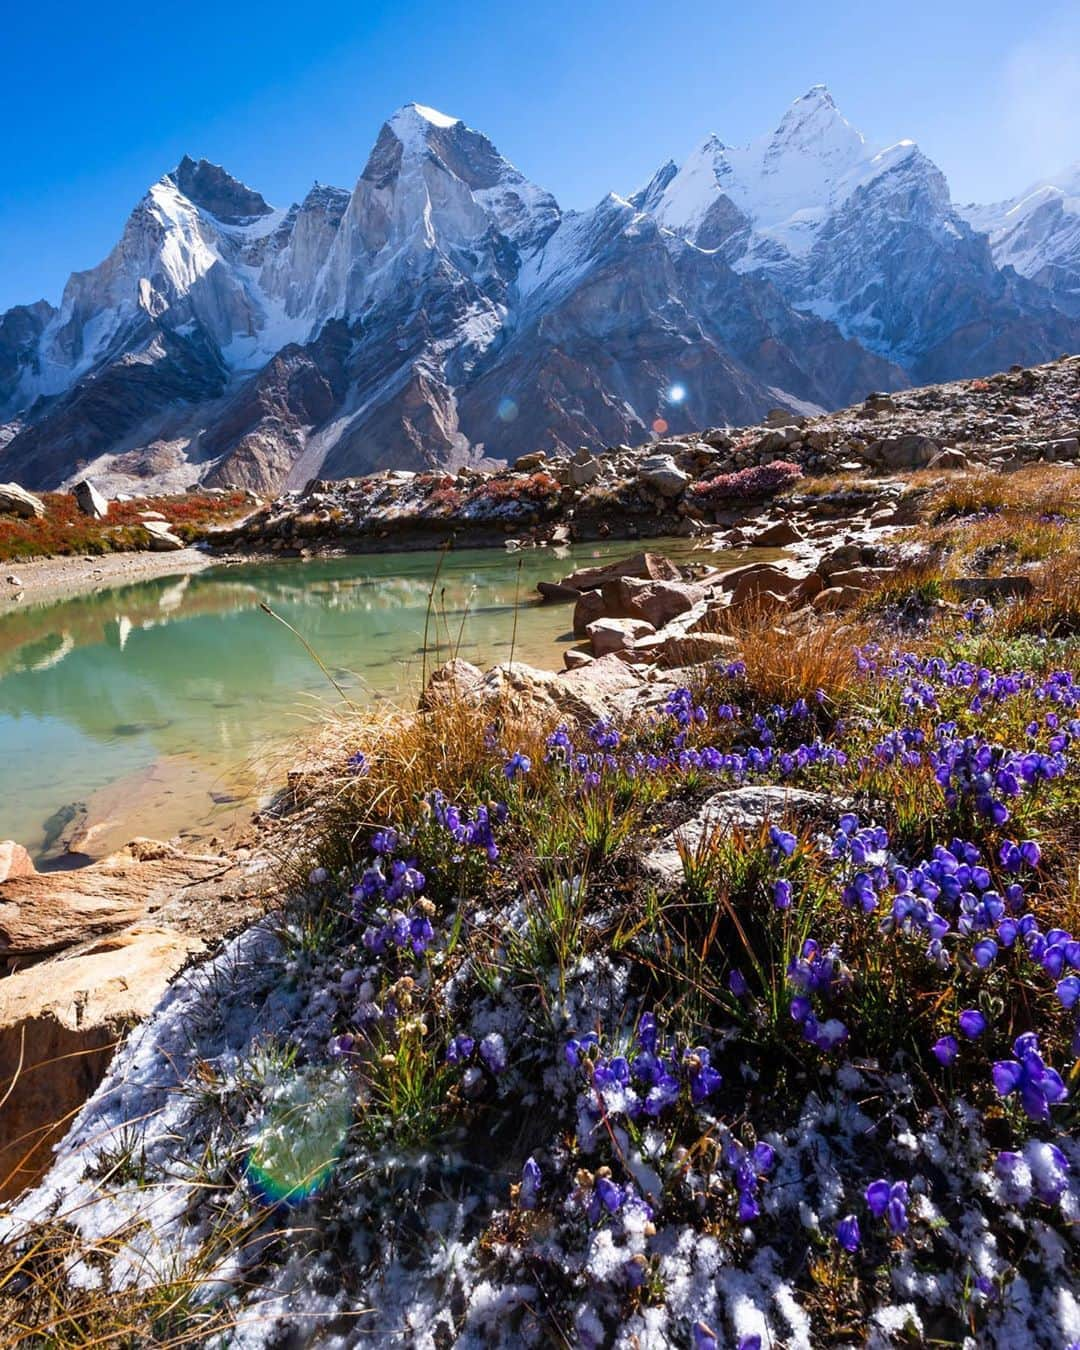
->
0, 541, 736, 862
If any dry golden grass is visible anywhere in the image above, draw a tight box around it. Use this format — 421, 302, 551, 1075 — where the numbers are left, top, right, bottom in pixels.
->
926, 463, 1080, 521
286, 675, 562, 870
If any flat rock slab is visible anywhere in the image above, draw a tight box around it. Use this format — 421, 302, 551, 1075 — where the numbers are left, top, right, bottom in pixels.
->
0, 839, 231, 957
644, 786, 832, 887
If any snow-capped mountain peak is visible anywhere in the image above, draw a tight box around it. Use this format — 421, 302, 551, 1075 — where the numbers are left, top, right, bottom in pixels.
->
3, 93, 1079, 496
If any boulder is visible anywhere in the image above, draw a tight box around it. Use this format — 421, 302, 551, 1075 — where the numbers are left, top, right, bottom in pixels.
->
569, 456, 602, 487
600, 577, 707, 629
653, 631, 740, 667
747, 519, 804, 547
947, 576, 1035, 601
812, 585, 867, 611
141, 519, 184, 551
644, 787, 833, 887
0, 926, 204, 1200
866, 434, 941, 470
573, 588, 608, 637
474, 655, 644, 727
417, 658, 486, 711
587, 616, 656, 657
926, 448, 969, 471
0, 841, 36, 884
827, 567, 896, 590
0, 483, 45, 520
637, 454, 690, 498
514, 451, 547, 471
0, 839, 232, 959
729, 566, 803, 606
72, 480, 110, 519
561, 551, 682, 593
536, 580, 581, 604
764, 408, 803, 428
563, 647, 594, 670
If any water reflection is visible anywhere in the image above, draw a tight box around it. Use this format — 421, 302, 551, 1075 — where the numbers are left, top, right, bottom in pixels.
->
0, 541, 754, 860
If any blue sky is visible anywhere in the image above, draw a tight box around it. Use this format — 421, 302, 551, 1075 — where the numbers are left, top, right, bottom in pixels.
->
4, 0, 1080, 312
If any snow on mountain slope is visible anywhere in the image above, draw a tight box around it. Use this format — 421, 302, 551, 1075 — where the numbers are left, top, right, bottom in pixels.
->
642, 87, 1079, 381
2, 94, 1079, 494
962, 167, 1080, 317
649, 86, 911, 266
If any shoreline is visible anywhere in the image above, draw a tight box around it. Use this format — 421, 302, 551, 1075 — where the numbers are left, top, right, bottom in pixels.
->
0, 546, 249, 609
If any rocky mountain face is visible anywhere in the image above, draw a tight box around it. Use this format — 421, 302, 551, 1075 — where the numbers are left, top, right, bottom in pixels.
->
962, 165, 1080, 319
2, 93, 1079, 496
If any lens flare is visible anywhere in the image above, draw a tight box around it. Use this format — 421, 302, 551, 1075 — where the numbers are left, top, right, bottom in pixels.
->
652, 418, 669, 436
497, 397, 519, 423
667, 383, 687, 404
245, 1068, 354, 1205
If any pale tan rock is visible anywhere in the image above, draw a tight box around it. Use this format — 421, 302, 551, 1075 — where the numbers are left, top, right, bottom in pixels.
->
0, 926, 204, 1200
655, 632, 740, 667
587, 616, 656, 657
0, 839, 231, 958
599, 577, 707, 629
812, 585, 867, 611
0, 841, 36, 884
0, 483, 45, 519
561, 551, 682, 593
729, 567, 803, 606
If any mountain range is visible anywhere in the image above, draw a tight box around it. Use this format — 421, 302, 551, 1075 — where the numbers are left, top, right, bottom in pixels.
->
3, 87, 1080, 496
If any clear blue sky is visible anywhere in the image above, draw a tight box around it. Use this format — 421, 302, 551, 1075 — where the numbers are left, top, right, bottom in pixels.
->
4, 0, 1080, 312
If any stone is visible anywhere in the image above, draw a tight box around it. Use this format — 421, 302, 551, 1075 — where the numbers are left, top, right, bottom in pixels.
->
418, 659, 486, 711
866, 434, 941, 470
600, 577, 707, 629
0, 926, 204, 1200
72, 480, 110, 519
141, 519, 185, 551
569, 456, 602, 487
926, 448, 969, 471
536, 581, 581, 604
474, 655, 644, 727
514, 451, 547, 471
764, 408, 802, 428
0, 483, 45, 520
587, 616, 656, 657
827, 567, 895, 590
637, 454, 690, 498
561, 551, 682, 593
654, 631, 739, 667
644, 787, 832, 886
864, 392, 897, 412
0, 840, 232, 958
729, 566, 803, 606
573, 588, 608, 637
747, 519, 804, 547
0, 841, 36, 884
812, 585, 866, 611
563, 647, 594, 670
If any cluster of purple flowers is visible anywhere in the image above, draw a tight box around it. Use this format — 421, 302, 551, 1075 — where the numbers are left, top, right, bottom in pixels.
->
568, 1011, 722, 1123
362, 903, 435, 957
788, 939, 851, 1050
426, 789, 507, 861
992, 1032, 1068, 1121
836, 1176, 910, 1252
446, 1030, 508, 1075
929, 727, 1069, 824
716, 1133, 777, 1222
351, 856, 426, 922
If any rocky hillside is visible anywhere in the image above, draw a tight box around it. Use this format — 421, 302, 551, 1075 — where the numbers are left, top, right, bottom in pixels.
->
3, 92, 1080, 497
216, 354, 1080, 556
